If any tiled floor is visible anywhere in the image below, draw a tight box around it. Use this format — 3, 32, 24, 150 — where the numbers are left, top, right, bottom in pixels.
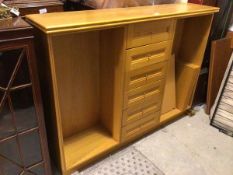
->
56, 106, 233, 175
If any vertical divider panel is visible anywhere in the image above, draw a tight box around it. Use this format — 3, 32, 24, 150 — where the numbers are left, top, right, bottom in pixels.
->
100, 27, 127, 142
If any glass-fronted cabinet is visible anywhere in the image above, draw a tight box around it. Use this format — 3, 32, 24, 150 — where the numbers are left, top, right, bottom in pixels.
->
0, 18, 51, 175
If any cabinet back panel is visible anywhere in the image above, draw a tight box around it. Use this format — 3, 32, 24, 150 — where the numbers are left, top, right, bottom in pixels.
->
176, 15, 213, 66
51, 32, 100, 138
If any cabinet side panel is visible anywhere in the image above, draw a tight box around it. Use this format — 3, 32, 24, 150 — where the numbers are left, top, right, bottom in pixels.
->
34, 30, 65, 172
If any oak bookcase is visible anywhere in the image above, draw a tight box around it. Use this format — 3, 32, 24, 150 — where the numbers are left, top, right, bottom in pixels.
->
26, 4, 219, 175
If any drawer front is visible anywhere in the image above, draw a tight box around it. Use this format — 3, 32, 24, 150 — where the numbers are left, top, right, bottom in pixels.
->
127, 19, 174, 48
125, 61, 167, 91
122, 95, 161, 126
121, 111, 160, 141
126, 41, 170, 72
124, 80, 164, 109
121, 118, 141, 142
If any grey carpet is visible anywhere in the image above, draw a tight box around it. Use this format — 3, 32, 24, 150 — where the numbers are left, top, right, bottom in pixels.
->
79, 147, 164, 175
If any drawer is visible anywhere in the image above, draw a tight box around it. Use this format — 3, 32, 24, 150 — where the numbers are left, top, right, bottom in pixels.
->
121, 117, 141, 142
122, 97, 161, 126
121, 111, 160, 141
124, 80, 164, 109
125, 61, 167, 91
127, 19, 175, 48
123, 102, 143, 126
126, 41, 170, 72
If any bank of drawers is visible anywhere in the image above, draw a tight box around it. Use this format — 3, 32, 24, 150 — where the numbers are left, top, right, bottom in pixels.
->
121, 19, 174, 141
122, 80, 165, 141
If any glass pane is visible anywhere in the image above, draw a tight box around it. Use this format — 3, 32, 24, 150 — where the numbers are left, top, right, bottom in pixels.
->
0, 101, 15, 140
18, 130, 42, 167
0, 156, 23, 175
0, 137, 22, 165
29, 163, 45, 175
10, 88, 37, 132
0, 49, 21, 88
12, 55, 31, 87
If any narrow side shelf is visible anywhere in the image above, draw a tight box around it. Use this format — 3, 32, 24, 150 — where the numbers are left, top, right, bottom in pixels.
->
64, 126, 118, 170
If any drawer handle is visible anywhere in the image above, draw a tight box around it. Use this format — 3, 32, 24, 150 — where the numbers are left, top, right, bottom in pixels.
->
128, 95, 144, 104
127, 112, 143, 122
126, 127, 141, 136
143, 105, 158, 115
130, 76, 147, 86
145, 89, 160, 97
147, 68, 163, 80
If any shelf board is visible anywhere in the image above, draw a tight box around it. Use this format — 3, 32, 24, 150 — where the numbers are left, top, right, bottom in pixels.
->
160, 108, 183, 124
64, 126, 118, 170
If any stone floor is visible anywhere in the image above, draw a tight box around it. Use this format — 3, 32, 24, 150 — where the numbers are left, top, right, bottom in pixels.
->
133, 106, 233, 175
56, 106, 233, 175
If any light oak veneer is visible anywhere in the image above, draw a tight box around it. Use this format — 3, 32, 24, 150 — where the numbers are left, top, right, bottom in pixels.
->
26, 3, 218, 34
26, 4, 219, 175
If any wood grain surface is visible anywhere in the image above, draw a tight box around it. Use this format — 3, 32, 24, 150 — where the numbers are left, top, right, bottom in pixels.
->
26, 3, 218, 34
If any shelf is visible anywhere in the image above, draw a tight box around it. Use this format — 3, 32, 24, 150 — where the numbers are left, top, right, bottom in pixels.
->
64, 126, 118, 170
160, 108, 183, 124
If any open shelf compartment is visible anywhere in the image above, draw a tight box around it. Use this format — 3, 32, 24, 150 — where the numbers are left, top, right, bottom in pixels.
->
160, 14, 213, 122
63, 126, 118, 170
50, 27, 126, 171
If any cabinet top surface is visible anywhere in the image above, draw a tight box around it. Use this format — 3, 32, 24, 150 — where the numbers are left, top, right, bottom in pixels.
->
26, 3, 219, 34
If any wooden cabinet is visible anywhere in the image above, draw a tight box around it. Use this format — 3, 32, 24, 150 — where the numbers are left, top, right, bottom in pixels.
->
4, 0, 63, 16
0, 18, 51, 175
26, 4, 218, 175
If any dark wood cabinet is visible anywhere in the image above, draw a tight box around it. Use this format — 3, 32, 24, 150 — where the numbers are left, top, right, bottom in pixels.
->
4, 0, 64, 16
0, 18, 51, 175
